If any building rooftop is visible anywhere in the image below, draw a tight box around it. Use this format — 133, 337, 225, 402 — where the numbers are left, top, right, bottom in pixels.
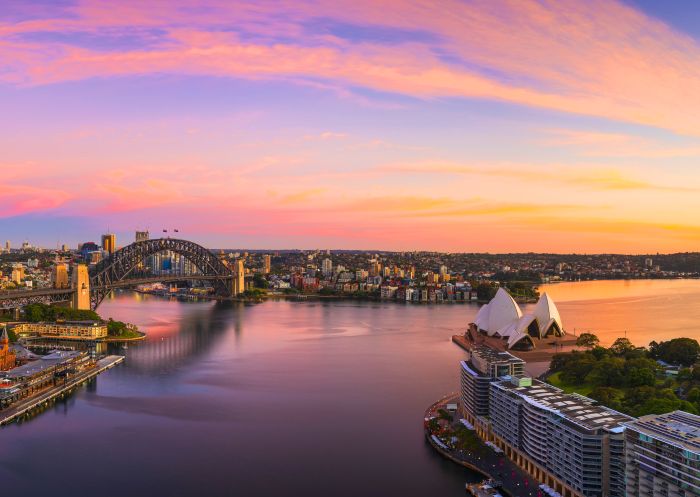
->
1, 350, 84, 380
624, 411, 700, 453
493, 377, 633, 432
470, 344, 524, 365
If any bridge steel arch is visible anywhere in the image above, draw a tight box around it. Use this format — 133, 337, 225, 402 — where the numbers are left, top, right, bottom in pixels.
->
89, 238, 233, 309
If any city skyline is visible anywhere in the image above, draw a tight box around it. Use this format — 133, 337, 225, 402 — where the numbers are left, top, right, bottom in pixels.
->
3, 0, 700, 252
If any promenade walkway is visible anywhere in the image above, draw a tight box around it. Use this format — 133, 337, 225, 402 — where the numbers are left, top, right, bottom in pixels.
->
425, 394, 542, 497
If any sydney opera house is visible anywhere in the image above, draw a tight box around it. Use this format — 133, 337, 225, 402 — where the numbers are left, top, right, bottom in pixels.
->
468, 288, 564, 350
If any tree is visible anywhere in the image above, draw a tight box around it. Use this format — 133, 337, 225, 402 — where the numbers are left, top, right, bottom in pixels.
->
576, 333, 600, 349
610, 337, 635, 356
476, 283, 498, 301
651, 338, 700, 367
252, 274, 269, 289
590, 387, 624, 411
586, 357, 626, 387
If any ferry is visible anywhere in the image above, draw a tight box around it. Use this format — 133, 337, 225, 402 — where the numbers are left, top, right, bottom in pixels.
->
466, 479, 503, 497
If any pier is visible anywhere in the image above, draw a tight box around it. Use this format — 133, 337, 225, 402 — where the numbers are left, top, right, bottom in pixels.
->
0, 355, 125, 426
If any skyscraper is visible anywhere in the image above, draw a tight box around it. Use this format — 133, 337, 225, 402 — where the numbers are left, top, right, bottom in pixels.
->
102, 233, 116, 254
263, 254, 271, 274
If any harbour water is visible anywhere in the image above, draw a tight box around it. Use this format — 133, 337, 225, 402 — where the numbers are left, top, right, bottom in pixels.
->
1, 279, 699, 496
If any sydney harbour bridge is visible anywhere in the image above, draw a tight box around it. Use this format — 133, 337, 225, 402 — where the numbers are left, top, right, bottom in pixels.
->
0, 238, 242, 311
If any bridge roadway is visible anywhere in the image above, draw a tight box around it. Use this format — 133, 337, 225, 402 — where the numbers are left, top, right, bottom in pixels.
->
0, 274, 232, 309
0, 355, 125, 426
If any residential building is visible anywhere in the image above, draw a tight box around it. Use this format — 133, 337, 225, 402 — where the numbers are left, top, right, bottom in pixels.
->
459, 345, 525, 424
624, 411, 700, 497
488, 377, 631, 497
263, 254, 271, 274
10, 265, 24, 284
13, 321, 108, 340
322, 258, 333, 276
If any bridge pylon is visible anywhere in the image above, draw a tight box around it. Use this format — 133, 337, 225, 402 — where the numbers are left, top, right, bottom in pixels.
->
72, 264, 91, 310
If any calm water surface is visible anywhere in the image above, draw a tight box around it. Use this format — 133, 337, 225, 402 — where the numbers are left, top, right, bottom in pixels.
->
1, 279, 699, 496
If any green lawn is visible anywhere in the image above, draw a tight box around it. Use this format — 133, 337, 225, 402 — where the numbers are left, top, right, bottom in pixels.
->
547, 371, 595, 397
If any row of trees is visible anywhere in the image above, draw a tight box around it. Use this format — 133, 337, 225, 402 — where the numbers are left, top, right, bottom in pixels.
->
552, 335, 700, 417
24, 303, 100, 323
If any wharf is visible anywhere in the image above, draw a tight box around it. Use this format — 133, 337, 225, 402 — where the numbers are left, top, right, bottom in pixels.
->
0, 355, 125, 426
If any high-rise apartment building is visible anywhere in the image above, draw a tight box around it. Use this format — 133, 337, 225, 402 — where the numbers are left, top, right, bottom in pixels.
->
624, 411, 700, 497
322, 258, 333, 276
263, 254, 271, 274
101, 233, 116, 254
459, 345, 525, 424
488, 377, 631, 497
5, 241, 10, 252
52, 263, 69, 289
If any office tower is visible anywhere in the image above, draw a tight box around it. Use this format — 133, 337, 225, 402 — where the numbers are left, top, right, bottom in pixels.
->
52, 263, 69, 289
263, 254, 271, 274
135, 231, 149, 242
101, 233, 116, 254
71, 264, 91, 310
322, 258, 333, 276
459, 345, 525, 424
233, 259, 245, 296
488, 377, 631, 497
4, 241, 9, 252
624, 411, 700, 497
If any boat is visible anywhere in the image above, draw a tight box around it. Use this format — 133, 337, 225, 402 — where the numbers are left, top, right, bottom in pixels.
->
466, 479, 504, 496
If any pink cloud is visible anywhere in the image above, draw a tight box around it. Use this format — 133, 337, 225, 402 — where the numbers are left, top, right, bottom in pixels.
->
3, 1, 700, 134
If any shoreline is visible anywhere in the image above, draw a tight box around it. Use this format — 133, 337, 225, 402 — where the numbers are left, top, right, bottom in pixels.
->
424, 393, 542, 497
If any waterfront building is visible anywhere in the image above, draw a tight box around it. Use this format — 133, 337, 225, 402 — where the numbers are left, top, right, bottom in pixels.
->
470, 289, 564, 350
0, 350, 90, 408
52, 263, 69, 289
459, 345, 524, 425
0, 328, 17, 371
101, 233, 116, 254
13, 321, 108, 340
624, 411, 700, 497
488, 377, 631, 497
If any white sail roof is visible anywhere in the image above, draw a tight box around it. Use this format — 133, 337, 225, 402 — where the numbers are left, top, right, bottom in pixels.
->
487, 288, 522, 334
533, 292, 562, 335
471, 289, 563, 348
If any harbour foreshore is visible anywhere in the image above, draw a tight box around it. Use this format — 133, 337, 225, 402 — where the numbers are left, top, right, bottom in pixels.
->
0, 355, 124, 426
425, 393, 541, 497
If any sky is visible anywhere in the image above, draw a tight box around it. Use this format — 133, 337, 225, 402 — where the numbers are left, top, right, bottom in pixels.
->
1, 0, 700, 253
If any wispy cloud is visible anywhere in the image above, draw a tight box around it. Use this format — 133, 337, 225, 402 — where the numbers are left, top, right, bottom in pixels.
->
4, 1, 700, 134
